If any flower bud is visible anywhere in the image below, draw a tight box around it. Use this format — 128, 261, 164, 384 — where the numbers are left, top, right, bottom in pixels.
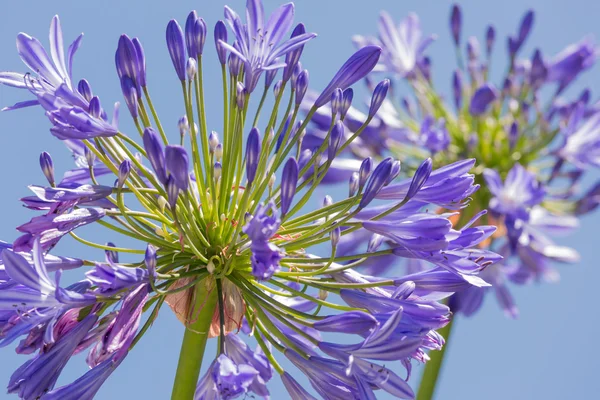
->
452, 70, 463, 110
406, 158, 432, 200
331, 226, 341, 248
323, 195, 333, 208
236, 82, 246, 109
209, 131, 219, 153
77, 79, 93, 102
84, 146, 96, 167
117, 159, 132, 189
314, 46, 382, 108
165, 145, 190, 192
328, 121, 344, 161
132, 38, 146, 88
467, 36, 480, 62
358, 157, 373, 190
178, 116, 189, 138
283, 23, 307, 82
367, 233, 384, 253
39, 152, 55, 186
269, 174, 276, 191
215, 143, 223, 161
291, 62, 302, 88
295, 70, 309, 106
273, 80, 283, 97
275, 114, 293, 152
486, 25, 496, 57
166, 176, 179, 209
207, 259, 216, 274
450, 4, 462, 46
331, 88, 343, 115
145, 244, 157, 277
185, 11, 206, 58
359, 157, 393, 209
280, 157, 299, 217
105, 242, 119, 264
195, 18, 207, 56
341, 88, 353, 119
469, 83, 499, 116
158, 196, 168, 213
228, 53, 242, 77
245, 128, 260, 185
185, 11, 199, 58
143, 127, 167, 185
385, 160, 401, 185
508, 121, 519, 150
529, 49, 547, 89
88, 96, 102, 118
186, 57, 197, 80
214, 162, 222, 181
349, 172, 359, 197
318, 289, 328, 301
368, 79, 390, 118
166, 20, 186, 81
214, 20, 228, 65
115, 34, 141, 95
298, 149, 312, 171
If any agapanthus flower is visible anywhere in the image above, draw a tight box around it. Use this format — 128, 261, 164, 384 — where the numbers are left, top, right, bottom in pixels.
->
324, 5, 600, 398
351, 4, 599, 321
0, 1, 498, 399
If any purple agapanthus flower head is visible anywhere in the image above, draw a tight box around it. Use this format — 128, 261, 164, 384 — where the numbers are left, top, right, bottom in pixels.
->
0, 2, 509, 399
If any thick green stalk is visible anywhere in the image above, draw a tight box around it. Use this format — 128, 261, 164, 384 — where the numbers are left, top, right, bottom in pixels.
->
416, 318, 455, 400
171, 279, 218, 400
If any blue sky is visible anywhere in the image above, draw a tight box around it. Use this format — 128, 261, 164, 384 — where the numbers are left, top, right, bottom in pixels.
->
0, 0, 599, 399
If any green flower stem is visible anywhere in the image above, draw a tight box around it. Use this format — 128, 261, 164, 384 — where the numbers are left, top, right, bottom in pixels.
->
171, 278, 218, 400
416, 317, 455, 400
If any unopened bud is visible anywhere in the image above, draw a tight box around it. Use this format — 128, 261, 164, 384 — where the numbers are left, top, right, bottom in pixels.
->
186, 57, 197, 80
39, 152, 55, 187
117, 159, 132, 189
145, 244, 157, 276
349, 172, 359, 197
178, 116, 189, 138
273, 80, 283, 97
331, 227, 341, 248
209, 131, 219, 153
331, 88, 343, 115
318, 289, 328, 300
105, 242, 119, 264
269, 174, 276, 190
236, 82, 246, 109
214, 162, 222, 181
84, 146, 96, 167
207, 259, 215, 274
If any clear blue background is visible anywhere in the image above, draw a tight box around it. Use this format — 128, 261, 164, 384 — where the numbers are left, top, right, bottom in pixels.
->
0, 0, 599, 399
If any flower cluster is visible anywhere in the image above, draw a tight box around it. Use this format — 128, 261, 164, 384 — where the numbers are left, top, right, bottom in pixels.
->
0, 1, 499, 399
343, 4, 600, 318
